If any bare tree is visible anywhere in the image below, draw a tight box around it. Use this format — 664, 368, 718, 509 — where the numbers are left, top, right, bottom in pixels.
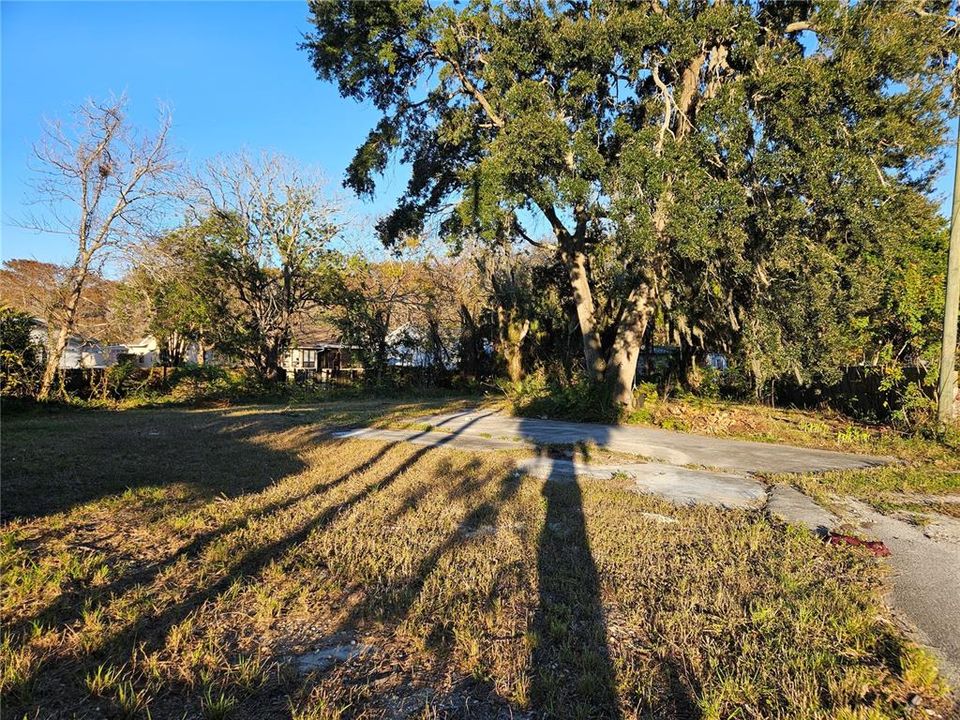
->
181, 153, 344, 381
21, 95, 175, 399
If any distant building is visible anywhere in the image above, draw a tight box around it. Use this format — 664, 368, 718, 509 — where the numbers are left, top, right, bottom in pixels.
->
29, 319, 109, 369
29, 320, 213, 370
115, 336, 159, 368
385, 323, 457, 370
282, 325, 361, 379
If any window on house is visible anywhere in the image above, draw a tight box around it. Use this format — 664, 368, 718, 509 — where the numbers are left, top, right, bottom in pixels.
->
302, 349, 317, 369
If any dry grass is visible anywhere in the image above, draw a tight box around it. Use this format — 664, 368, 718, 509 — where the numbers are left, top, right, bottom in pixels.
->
620, 394, 955, 462
1, 401, 954, 719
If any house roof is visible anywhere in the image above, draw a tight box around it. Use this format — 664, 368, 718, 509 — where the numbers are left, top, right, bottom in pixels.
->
28, 317, 100, 346
290, 320, 346, 348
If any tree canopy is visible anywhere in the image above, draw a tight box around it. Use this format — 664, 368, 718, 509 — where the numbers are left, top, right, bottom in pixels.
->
304, 0, 958, 407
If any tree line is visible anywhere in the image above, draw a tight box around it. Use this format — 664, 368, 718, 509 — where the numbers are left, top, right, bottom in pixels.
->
1, 0, 957, 419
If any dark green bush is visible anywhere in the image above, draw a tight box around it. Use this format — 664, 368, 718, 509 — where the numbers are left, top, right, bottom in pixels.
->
1, 308, 42, 399
501, 371, 621, 424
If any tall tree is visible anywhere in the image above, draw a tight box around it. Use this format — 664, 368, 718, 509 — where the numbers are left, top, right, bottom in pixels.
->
180, 153, 344, 381
304, 0, 957, 409
20, 95, 175, 399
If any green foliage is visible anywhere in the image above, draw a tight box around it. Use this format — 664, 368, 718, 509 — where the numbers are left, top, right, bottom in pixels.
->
103, 356, 142, 399
150, 154, 345, 382
304, 0, 958, 398
0, 308, 42, 398
501, 370, 621, 424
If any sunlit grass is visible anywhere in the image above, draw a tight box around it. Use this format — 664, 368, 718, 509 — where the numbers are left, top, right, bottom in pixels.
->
1, 402, 953, 718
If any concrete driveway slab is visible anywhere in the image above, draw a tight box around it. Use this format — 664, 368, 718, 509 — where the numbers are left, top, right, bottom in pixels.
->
515, 457, 766, 509
332, 427, 766, 509
414, 411, 892, 474
768, 484, 839, 536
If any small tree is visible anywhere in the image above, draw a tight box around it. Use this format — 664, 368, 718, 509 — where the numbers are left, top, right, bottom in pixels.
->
20, 95, 175, 399
126, 230, 225, 367
332, 256, 417, 382
476, 246, 538, 384
181, 153, 344, 381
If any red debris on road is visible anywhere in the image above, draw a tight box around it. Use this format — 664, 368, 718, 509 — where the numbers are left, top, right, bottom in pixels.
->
827, 532, 892, 557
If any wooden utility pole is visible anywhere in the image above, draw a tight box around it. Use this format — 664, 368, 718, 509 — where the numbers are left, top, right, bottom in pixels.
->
938, 123, 960, 425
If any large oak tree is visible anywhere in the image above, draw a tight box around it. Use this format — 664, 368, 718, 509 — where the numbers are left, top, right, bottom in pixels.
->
304, 0, 957, 408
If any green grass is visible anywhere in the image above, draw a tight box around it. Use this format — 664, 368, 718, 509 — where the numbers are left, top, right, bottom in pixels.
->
1, 401, 955, 718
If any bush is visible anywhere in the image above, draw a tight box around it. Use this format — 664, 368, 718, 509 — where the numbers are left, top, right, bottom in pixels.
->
162, 364, 243, 402
0, 309, 42, 398
500, 371, 621, 424
104, 356, 141, 399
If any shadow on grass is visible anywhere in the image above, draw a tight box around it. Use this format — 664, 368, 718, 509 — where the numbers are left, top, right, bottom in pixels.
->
4, 412, 490, 715
6, 437, 399, 645
0, 399, 470, 520
5, 404, 708, 718
335, 456, 522, 633
0, 407, 309, 520
517, 424, 623, 719
510, 414, 701, 719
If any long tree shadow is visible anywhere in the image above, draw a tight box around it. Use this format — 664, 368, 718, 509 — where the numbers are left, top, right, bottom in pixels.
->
508, 415, 622, 717
513, 416, 701, 719
525, 438, 622, 719
0, 399, 470, 520
7, 413, 495, 715
6, 404, 488, 643
0, 407, 314, 520
335, 456, 522, 634
317, 414, 623, 718
6, 436, 402, 645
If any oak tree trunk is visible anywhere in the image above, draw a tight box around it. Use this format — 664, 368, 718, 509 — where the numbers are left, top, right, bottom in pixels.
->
603, 286, 655, 410
496, 306, 530, 384
563, 249, 605, 382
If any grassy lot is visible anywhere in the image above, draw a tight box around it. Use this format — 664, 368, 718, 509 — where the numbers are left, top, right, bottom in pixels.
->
1, 401, 954, 719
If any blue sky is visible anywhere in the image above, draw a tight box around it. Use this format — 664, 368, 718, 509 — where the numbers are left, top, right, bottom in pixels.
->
1, 1, 957, 268
1, 0, 407, 266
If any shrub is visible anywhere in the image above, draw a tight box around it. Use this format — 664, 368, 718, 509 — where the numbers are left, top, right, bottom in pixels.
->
164, 364, 240, 402
0, 309, 42, 399
104, 356, 141, 399
500, 371, 621, 423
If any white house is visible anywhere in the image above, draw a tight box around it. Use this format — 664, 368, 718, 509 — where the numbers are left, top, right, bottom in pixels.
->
29, 319, 109, 369
120, 336, 159, 368
385, 324, 457, 370
27, 320, 212, 370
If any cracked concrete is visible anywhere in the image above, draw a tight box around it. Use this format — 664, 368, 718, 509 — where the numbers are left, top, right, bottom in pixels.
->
514, 457, 767, 509
332, 426, 766, 508
767, 484, 839, 536
834, 499, 960, 688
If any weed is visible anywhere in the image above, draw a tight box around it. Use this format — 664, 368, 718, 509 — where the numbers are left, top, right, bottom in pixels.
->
201, 686, 237, 720
114, 678, 151, 719
85, 663, 125, 696
837, 425, 872, 445
1, 401, 954, 718
288, 688, 351, 720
